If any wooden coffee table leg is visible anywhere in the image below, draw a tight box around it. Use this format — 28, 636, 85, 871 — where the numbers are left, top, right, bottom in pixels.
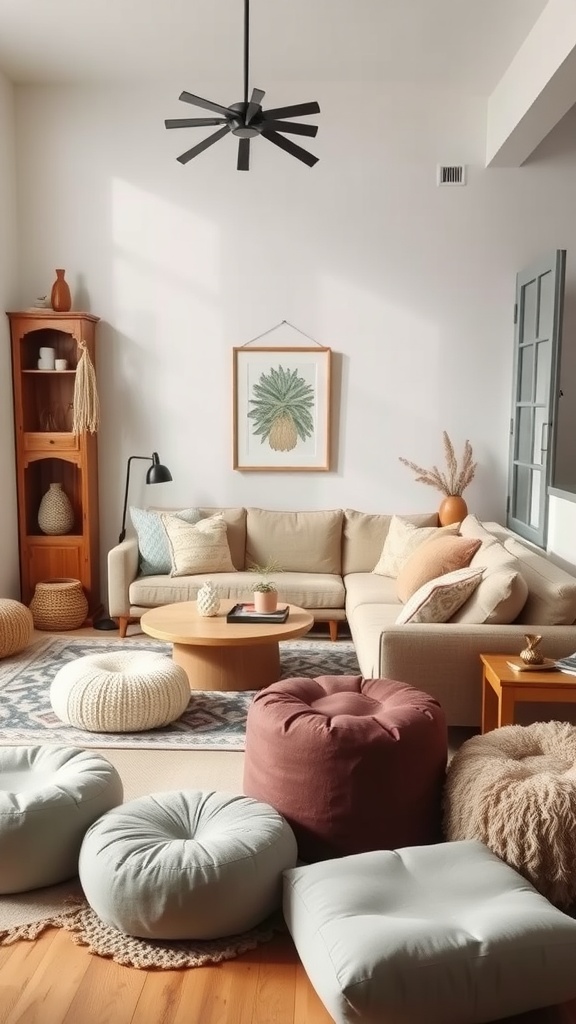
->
172, 641, 281, 691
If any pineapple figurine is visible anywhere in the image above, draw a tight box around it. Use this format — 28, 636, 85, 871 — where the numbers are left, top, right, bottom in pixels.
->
197, 581, 220, 617
520, 634, 544, 665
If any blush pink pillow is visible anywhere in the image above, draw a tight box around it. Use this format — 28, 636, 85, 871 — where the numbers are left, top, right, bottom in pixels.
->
397, 535, 482, 603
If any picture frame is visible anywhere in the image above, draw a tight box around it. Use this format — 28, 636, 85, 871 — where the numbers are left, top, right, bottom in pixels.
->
233, 346, 332, 471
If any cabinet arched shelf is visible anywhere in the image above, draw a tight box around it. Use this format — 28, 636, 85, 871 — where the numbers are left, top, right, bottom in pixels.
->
7, 311, 101, 615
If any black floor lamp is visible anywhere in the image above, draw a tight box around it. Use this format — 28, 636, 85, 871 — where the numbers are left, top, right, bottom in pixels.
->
93, 452, 173, 631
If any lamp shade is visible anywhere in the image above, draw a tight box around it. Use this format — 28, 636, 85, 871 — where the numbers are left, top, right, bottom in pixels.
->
146, 453, 172, 485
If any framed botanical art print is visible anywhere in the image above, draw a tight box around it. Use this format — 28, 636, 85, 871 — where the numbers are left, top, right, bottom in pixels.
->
233, 346, 332, 471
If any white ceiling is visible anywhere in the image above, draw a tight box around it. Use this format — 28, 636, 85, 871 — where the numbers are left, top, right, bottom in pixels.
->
0, 0, 548, 92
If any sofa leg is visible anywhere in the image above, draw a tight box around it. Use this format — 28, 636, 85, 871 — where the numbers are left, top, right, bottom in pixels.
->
119, 616, 129, 639
328, 620, 338, 642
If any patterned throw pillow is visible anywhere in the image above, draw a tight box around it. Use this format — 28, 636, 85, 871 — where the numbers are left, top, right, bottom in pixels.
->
372, 516, 460, 578
395, 568, 484, 625
161, 513, 236, 577
130, 506, 202, 576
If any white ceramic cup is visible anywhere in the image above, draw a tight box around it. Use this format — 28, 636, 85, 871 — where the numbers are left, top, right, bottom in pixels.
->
55, 359, 68, 371
39, 347, 55, 360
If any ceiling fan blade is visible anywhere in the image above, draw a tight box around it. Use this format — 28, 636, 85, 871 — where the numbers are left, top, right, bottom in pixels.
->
176, 126, 231, 165
261, 130, 318, 168
262, 101, 320, 120
261, 119, 318, 138
165, 117, 228, 129
237, 138, 250, 171
245, 87, 266, 125
178, 91, 235, 117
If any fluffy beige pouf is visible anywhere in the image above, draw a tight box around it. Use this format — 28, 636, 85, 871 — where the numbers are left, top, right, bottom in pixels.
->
50, 651, 190, 732
443, 721, 576, 908
0, 599, 33, 659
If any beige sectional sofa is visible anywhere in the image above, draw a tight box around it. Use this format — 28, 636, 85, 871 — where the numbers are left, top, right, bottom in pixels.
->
107, 506, 576, 727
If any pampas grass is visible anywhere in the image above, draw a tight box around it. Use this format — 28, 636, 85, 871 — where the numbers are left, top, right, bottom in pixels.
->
399, 431, 477, 496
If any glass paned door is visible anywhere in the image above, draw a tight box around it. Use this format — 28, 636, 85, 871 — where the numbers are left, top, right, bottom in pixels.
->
507, 251, 565, 547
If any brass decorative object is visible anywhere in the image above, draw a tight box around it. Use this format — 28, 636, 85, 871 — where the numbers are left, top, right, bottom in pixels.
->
520, 634, 544, 665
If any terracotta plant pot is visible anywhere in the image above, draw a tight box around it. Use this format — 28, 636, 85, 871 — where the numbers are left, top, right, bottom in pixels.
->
254, 590, 278, 613
438, 495, 468, 526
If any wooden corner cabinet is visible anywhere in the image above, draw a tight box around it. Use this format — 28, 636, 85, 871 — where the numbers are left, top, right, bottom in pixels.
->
7, 311, 101, 617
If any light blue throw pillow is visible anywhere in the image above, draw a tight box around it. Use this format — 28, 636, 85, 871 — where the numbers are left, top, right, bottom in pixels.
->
130, 507, 202, 576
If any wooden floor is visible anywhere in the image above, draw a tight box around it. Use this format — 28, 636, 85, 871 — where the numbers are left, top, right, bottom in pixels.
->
2, 625, 576, 1023
1, 926, 576, 1024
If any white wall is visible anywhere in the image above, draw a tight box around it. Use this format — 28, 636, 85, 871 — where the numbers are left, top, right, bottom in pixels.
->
0, 72, 19, 597
10, 82, 576, 601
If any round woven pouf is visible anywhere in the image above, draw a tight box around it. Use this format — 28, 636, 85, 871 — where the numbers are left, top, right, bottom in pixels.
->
443, 722, 576, 908
243, 675, 448, 862
0, 745, 123, 894
50, 651, 190, 732
0, 599, 33, 658
29, 578, 88, 631
79, 790, 297, 939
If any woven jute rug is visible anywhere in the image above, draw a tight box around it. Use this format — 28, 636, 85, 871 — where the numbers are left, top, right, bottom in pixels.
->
0, 898, 282, 969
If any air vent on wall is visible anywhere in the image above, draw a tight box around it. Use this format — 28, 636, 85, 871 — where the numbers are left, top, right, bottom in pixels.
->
437, 164, 466, 186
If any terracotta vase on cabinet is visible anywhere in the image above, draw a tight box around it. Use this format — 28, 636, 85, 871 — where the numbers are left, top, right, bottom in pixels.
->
50, 269, 72, 312
438, 494, 468, 526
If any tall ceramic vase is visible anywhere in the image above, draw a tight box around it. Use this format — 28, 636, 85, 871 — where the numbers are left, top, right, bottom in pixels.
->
438, 494, 468, 526
38, 482, 74, 535
50, 269, 72, 312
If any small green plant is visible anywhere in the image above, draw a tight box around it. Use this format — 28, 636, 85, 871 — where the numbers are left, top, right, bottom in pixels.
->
249, 558, 283, 592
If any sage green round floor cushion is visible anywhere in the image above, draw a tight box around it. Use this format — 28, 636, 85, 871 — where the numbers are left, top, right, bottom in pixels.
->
79, 790, 297, 940
0, 746, 123, 894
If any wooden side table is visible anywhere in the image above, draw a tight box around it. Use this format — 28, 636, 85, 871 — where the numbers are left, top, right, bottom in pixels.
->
480, 653, 576, 733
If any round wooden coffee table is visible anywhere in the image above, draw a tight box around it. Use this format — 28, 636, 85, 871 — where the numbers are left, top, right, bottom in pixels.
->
140, 600, 314, 691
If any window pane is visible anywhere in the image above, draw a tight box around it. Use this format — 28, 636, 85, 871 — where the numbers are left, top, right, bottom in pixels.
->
513, 465, 530, 521
517, 407, 533, 463
535, 340, 551, 403
522, 280, 538, 342
519, 345, 534, 401
532, 409, 547, 465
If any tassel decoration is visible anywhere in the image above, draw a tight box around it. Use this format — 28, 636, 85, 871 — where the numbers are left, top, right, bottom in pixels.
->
72, 340, 100, 435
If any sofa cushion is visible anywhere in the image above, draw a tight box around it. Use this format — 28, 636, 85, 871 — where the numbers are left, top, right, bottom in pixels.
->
342, 510, 438, 575
458, 512, 497, 543
151, 506, 247, 571
130, 506, 202, 575
344, 571, 399, 616
129, 571, 344, 611
447, 535, 529, 624
396, 536, 482, 602
372, 516, 460, 578
161, 513, 235, 577
502, 537, 576, 625
245, 508, 343, 574
396, 568, 484, 625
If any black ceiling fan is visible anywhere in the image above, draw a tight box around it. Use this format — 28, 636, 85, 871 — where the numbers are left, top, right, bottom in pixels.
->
164, 0, 320, 171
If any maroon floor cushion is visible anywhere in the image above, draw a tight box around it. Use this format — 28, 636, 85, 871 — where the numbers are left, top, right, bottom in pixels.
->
243, 675, 447, 862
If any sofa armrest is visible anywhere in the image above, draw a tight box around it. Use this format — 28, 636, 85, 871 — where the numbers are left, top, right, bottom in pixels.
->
380, 623, 576, 727
107, 538, 139, 617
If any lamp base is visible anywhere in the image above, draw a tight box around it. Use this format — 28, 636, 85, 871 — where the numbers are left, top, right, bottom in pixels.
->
93, 616, 118, 631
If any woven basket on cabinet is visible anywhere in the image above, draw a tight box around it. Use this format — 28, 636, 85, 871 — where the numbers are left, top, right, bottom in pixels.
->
29, 578, 88, 631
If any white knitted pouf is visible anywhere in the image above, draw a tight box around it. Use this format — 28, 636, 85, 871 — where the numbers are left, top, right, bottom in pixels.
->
50, 651, 190, 732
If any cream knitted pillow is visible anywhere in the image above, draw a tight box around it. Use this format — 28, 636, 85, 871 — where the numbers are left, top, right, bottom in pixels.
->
161, 513, 235, 577
372, 516, 460, 578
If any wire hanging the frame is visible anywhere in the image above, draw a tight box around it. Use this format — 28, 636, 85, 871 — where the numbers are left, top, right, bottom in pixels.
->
240, 320, 324, 348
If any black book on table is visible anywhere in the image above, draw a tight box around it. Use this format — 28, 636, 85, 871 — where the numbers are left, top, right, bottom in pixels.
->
226, 603, 289, 624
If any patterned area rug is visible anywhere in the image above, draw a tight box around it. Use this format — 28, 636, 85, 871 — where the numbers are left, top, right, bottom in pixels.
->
0, 635, 360, 750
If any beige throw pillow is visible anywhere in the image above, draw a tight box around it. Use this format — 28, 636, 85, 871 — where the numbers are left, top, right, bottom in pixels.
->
395, 568, 484, 625
451, 567, 528, 624
161, 513, 235, 577
372, 516, 460, 578
396, 535, 482, 603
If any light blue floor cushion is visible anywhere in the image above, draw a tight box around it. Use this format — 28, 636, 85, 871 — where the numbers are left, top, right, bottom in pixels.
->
283, 839, 576, 1024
